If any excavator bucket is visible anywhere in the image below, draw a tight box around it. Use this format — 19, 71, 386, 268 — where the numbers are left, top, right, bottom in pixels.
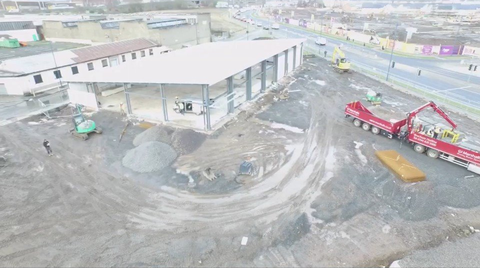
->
375, 150, 426, 183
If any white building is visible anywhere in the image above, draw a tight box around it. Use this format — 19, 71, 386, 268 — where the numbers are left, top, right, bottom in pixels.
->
0, 38, 170, 95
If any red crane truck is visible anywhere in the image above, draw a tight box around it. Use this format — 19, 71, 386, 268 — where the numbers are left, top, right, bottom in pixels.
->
345, 101, 480, 175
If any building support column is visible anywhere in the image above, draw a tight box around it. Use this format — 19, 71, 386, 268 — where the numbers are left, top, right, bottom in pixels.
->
293, 46, 297, 68
160, 84, 168, 122
202, 84, 211, 130
227, 76, 234, 113
284, 49, 289, 75
300, 43, 304, 65
246, 67, 252, 101
261, 60, 267, 93
123, 83, 132, 114
273, 54, 278, 82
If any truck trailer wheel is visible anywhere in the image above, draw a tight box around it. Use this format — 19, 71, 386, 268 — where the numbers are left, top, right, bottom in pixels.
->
353, 119, 362, 127
371, 126, 380, 135
427, 149, 439, 159
362, 123, 371, 131
414, 144, 425, 154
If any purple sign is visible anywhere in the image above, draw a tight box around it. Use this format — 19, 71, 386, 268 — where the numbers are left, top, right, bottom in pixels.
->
440, 45, 454, 56
422, 45, 433, 55
452, 45, 462, 55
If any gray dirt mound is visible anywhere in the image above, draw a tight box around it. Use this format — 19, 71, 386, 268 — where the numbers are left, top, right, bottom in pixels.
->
122, 141, 177, 173
133, 126, 173, 147
171, 129, 207, 155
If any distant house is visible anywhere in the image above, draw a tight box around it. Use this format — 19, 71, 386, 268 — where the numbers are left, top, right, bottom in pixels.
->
0, 38, 170, 96
216, 1, 228, 8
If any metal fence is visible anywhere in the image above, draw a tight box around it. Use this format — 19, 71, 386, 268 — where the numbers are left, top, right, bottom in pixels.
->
0, 89, 69, 126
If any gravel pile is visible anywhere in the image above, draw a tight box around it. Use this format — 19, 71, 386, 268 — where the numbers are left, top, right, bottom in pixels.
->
122, 141, 177, 173
133, 126, 172, 147
392, 233, 480, 267
171, 129, 207, 155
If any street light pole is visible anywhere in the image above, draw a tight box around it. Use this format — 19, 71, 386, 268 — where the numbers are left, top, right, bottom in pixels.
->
49, 41, 63, 88
386, 23, 398, 82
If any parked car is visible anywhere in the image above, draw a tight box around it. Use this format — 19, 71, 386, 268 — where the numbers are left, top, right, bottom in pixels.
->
256, 22, 262, 27
315, 37, 327, 46
263, 24, 270, 30
271, 23, 280, 30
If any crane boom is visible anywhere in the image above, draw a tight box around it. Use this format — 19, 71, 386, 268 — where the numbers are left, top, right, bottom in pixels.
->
406, 101, 457, 132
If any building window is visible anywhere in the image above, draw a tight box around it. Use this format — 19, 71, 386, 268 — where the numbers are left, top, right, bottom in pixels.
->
33, 74, 43, 84
122, 55, 126, 62
141, 50, 145, 57
149, 49, 153, 55
53, 70, 62, 79
71, 66, 79, 75
131, 52, 136, 60
88, 62, 94, 71
102, 59, 108, 67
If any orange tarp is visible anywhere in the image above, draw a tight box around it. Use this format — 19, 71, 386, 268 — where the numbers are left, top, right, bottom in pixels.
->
376, 150, 426, 183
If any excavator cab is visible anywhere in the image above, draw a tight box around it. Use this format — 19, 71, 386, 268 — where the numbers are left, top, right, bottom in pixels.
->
331, 46, 351, 73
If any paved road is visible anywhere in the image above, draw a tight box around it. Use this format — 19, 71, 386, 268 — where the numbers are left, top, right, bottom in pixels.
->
242, 11, 480, 107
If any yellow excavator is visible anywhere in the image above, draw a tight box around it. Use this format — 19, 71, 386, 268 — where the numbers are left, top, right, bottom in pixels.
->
331, 46, 351, 73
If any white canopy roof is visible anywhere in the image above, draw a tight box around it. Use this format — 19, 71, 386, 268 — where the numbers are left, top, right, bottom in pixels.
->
66, 39, 305, 86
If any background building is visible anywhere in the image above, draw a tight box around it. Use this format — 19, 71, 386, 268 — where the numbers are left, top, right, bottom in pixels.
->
43, 13, 212, 48
0, 20, 39, 41
0, 38, 169, 95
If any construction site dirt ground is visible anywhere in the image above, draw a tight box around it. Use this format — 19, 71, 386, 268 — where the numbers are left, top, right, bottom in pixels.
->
2, 56, 480, 267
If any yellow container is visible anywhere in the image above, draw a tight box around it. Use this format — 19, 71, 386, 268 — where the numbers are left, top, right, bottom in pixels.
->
375, 150, 426, 183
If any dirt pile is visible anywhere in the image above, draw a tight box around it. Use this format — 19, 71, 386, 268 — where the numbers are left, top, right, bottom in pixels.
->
122, 141, 177, 173
171, 129, 207, 155
133, 126, 173, 147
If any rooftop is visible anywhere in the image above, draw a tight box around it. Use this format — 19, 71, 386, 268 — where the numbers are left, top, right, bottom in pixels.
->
0, 38, 159, 76
0, 41, 86, 61
66, 39, 305, 86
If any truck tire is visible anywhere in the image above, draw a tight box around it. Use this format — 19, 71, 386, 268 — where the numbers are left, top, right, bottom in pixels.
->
362, 123, 371, 131
371, 126, 380, 135
414, 144, 425, 154
427, 149, 439, 159
353, 119, 362, 127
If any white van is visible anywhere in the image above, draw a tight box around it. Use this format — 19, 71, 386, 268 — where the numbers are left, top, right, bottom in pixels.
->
315, 37, 327, 46
271, 23, 280, 30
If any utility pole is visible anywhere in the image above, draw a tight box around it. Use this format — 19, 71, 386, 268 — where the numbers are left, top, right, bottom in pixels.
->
386, 23, 398, 82
49, 41, 62, 88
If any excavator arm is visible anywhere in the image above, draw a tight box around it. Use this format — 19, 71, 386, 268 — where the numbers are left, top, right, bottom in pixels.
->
406, 101, 457, 132
331, 47, 346, 64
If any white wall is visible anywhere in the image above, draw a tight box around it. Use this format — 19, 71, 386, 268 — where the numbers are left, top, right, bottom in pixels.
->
1, 29, 38, 42
277, 53, 286, 80
0, 76, 29, 95
287, 48, 294, 73
68, 85, 98, 110
295, 44, 302, 68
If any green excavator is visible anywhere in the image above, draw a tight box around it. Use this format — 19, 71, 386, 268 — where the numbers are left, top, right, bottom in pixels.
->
70, 104, 102, 140
366, 90, 382, 105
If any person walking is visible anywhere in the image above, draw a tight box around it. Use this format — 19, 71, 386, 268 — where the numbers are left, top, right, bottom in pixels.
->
43, 139, 53, 156
324, 50, 327, 58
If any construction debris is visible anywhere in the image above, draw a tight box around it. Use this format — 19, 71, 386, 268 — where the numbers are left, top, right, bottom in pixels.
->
239, 161, 255, 176
202, 167, 217, 181
118, 122, 129, 143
